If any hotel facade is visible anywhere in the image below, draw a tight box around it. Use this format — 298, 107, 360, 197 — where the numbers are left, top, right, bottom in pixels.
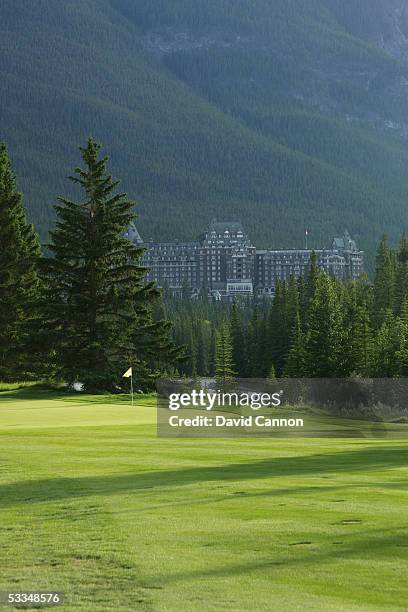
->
126, 220, 364, 299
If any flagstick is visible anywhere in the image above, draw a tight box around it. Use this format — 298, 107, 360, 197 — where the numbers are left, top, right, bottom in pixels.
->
130, 372, 134, 407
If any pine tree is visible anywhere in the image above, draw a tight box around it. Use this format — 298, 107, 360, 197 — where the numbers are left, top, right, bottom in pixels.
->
247, 306, 260, 376
305, 251, 320, 311
130, 305, 182, 382
394, 235, 408, 315
297, 276, 308, 324
285, 274, 300, 351
195, 321, 207, 376
208, 322, 217, 376
215, 322, 236, 386
267, 281, 288, 375
188, 322, 197, 377
373, 236, 395, 329
252, 312, 269, 378
0, 144, 41, 380
306, 273, 345, 377
41, 138, 178, 391
372, 310, 401, 378
395, 299, 408, 376
230, 302, 247, 377
395, 334, 408, 376
268, 363, 276, 381
344, 283, 374, 376
283, 312, 307, 377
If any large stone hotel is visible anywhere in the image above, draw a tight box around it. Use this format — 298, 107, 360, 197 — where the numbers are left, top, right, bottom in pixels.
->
126, 220, 364, 299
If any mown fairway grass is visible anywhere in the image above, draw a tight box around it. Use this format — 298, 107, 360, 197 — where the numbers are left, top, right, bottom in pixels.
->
0, 388, 407, 611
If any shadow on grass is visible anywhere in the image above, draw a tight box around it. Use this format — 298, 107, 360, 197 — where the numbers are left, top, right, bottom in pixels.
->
145, 527, 408, 588
0, 446, 407, 508
0, 387, 153, 405
101, 478, 408, 517
0, 386, 65, 402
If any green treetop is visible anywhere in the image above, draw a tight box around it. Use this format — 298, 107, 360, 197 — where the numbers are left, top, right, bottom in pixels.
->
41, 138, 179, 391
215, 322, 236, 386
0, 144, 41, 380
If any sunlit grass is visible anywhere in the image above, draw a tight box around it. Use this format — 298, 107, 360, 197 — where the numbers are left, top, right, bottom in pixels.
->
0, 390, 407, 610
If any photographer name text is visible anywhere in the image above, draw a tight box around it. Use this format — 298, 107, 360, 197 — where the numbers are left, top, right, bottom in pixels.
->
167, 415, 304, 428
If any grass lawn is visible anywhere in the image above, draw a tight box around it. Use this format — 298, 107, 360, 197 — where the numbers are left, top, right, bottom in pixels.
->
0, 388, 407, 611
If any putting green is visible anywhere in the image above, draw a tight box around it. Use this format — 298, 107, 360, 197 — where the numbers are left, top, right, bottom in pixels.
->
0, 388, 407, 610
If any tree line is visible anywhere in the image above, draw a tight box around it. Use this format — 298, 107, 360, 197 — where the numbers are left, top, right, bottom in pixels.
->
2, 136, 407, 390
166, 237, 408, 380
0, 139, 181, 391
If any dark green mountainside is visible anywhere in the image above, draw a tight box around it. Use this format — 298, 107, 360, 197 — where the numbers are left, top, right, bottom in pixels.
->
1, 0, 408, 261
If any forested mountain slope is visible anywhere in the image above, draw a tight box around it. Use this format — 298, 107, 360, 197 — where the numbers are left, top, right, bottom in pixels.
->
1, 0, 408, 260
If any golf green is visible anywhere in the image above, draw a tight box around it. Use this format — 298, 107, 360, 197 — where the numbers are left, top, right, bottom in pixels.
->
0, 388, 407, 610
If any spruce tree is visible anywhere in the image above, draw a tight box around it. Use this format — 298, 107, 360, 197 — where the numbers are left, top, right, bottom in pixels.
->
372, 310, 401, 378
188, 322, 197, 377
247, 306, 260, 376
395, 299, 408, 376
394, 235, 408, 315
306, 273, 344, 377
208, 322, 217, 376
305, 251, 320, 311
268, 363, 276, 381
130, 305, 182, 382
215, 322, 236, 385
344, 283, 374, 376
285, 275, 300, 351
267, 281, 288, 375
41, 138, 178, 391
0, 144, 41, 380
257, 313, 270, 378
373, 237, 395, 329
230, 302, 247, 377
297, 276, 308, 324
196, 321, 207, 376
283, 312, 307, 377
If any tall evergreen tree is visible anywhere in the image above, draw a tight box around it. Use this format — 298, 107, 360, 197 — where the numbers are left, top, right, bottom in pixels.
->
395, 299, 408, 376
255, 312, 269, 378
41, 138, 178, 390
285, 275, 300, 350
267, 281, 288, 375
283, 312, 307, 377
344, 283, 374, 376
188, 322, 197, 377
306, 273, 345, 377
0, 144, 41, 380
372, 310, 401, 378
130, 305, 181, 382
305, 251, 320, 312
394, 235, 408, 315
215, 322, 236, 385
230, 302, 247, 377
208, 321, 217, 376
268, 363, 276, 381
195, 321, 208, 376
247, 306, 260, 376
297, 276, 308, 324
373, 236, 395, 329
